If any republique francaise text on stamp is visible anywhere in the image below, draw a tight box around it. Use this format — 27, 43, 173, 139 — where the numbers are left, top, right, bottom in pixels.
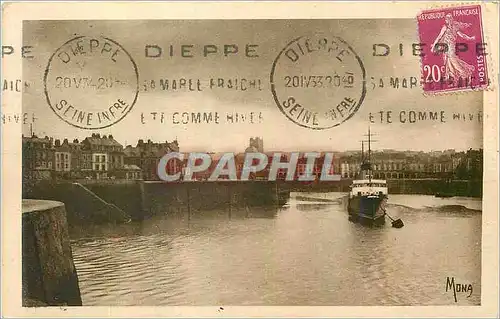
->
417, 5, 489, 93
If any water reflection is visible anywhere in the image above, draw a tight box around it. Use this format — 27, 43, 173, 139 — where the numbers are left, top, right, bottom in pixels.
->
71, 194, 481, 306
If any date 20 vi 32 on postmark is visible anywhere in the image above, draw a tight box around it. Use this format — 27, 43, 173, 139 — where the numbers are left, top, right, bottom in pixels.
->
417, 4, 490, 94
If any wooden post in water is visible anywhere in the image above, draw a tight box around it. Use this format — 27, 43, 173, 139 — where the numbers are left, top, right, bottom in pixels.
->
22, 199, 82, 306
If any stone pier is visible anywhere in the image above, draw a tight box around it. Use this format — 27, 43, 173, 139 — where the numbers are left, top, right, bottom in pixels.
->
22, 199, 82, 306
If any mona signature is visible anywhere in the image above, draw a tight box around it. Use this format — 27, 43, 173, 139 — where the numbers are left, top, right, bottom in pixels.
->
446, 277, 473, 302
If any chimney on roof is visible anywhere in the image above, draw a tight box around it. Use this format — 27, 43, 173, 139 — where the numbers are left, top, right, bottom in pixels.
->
96, 133, 100, 138
148, 139, 152, 144
73, 139, 79, 143
103, 135, 107, 139
138, 139, 144, 146
55, 139, 61, 147
91, 133, 96, 138
109, 134, 113, 139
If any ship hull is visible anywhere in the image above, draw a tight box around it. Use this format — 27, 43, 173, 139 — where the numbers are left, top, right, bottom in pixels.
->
347, 195, 387, 226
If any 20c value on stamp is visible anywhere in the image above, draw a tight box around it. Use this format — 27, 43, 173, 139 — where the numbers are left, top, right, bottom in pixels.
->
270, 34, 366, 130
43, 36, 139, 129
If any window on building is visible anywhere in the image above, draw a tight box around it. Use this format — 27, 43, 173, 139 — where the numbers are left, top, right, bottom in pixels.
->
65, 163, 69, 170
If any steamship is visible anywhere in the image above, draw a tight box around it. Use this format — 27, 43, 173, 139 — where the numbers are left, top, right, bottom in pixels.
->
347, 129, 388, 226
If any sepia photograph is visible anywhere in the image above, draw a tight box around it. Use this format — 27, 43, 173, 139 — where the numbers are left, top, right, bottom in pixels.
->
1, 1, 498, 318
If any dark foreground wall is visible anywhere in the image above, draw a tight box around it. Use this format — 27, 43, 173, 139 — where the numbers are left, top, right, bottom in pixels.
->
283, 179, 482, 198
23, 180, 290, 224
141, 181, 289, 218
23, 180, 134, 224
22, 200, 82, 306
387, 179, 482, 197
24, 178, 478, 226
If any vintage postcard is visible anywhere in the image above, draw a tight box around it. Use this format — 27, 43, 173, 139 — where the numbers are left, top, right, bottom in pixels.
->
1, 1, 499, 318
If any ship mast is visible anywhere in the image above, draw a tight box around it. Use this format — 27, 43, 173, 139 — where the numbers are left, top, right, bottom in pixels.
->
364, 127, 377, 182
368, 127, 371, 163
361, 141, 364, 162
368, 128, 371, 182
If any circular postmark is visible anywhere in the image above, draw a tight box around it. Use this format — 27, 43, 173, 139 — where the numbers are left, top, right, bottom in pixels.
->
44, 36, 139, 129
270, 34, 366, 130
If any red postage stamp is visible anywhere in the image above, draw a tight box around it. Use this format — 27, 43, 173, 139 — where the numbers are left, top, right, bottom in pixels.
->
417, 5, 489, 93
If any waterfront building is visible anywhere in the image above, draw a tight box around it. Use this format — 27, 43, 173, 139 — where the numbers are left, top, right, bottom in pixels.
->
54, 139, 72, 178
124, 139, 180, 180
454, 148, 483, 180
22, 135, 54, 180
53, 138, 84, 179
81, 134, 124, 179
338, 150, 460, 180
68, 139, 83, 177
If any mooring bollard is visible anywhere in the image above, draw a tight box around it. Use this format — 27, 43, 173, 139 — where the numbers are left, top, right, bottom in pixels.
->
22, 199, 82, 306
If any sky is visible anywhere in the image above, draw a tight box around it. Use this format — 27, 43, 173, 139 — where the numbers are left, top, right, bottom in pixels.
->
23, 19, 483, 152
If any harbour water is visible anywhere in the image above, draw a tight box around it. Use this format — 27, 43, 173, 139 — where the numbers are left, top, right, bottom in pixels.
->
71, 193, 481, 306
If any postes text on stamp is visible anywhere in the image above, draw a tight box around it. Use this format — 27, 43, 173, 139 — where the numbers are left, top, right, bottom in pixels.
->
270, 34, 366, 130
417, 5, 488, 93
43, 36, 139, 129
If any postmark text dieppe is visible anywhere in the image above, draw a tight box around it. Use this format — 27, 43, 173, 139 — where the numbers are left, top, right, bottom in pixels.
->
271, 34, 366, 130
43, 36, 139, 129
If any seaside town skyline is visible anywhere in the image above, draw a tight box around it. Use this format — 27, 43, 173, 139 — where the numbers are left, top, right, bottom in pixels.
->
22, 132, 483, 183
21, 127, 482, 154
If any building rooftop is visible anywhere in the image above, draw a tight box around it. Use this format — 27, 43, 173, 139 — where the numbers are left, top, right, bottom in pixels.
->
22, 135, 52, 144
83, 134, 122, 147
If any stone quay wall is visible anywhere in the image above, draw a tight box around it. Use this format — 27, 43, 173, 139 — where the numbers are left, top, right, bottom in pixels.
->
22, 199, 82, 306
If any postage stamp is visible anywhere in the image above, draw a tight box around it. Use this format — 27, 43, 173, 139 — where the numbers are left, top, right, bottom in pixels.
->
1, 1, 499, 318
417, 5, 489, 93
